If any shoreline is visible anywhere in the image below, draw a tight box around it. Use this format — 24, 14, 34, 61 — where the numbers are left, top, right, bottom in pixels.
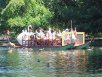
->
85, 38, 102, 47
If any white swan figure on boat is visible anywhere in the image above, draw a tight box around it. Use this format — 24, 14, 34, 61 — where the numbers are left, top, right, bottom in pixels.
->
17, 25, 34, 46
17, 30, 27, 45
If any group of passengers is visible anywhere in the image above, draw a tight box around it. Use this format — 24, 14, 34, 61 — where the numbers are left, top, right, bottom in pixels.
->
22, 25, 77, 46
22, 25, 62, 46
35, 28, 62, 40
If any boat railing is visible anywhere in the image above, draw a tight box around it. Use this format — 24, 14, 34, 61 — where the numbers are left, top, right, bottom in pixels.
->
22, 35, 62, 47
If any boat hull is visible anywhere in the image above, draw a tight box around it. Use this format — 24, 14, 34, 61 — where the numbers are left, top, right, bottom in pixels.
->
0, 43, 75, 51
32, 43, 75, 51
74, 41, 91, 49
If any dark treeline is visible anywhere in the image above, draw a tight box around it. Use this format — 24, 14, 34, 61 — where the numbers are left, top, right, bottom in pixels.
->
0, 0, 102, 36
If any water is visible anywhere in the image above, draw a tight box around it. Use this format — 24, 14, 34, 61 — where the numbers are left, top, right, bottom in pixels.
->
0, 48, 102, 77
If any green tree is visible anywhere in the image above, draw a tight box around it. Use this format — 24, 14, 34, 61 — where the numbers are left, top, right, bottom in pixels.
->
1, 0, 53, 32
0, 0, 102, 35
43, 0, 102, 34
43, 0, 80, 29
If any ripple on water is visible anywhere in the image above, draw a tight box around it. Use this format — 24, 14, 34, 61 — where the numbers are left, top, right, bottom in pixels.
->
0, 48, 102, 77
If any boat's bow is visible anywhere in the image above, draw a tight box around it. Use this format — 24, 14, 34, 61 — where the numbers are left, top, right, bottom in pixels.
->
75, 41, 91, 49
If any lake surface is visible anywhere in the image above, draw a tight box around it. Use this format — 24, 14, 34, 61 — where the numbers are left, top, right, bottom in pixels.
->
0, 47, 102, 77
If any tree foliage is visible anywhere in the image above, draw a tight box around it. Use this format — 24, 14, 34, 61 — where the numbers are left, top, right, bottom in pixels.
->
0, 0, 53, 31
0, 0, 102, 34
43, 0, 102, 33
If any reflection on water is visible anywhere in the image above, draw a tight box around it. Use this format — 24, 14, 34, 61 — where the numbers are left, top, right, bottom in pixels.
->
0, 48, 102, 77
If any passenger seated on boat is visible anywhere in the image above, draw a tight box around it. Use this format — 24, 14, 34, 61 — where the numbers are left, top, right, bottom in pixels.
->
47, 28, 52, 39
35, 29, 42, 45
57, 30, 62, 37
73, 27, 80, 45
22, 34, 29, 46
47, 28, 53, 46
44, 31, 48, 46
71, 29, 76, 43
35, 29, 40, 39
52, 30, 57, 46
63, 33, 71, 45
55, 30, 62, 45
28, 27, 35, 46
28, 29, 34, 40
65, 28, 70, 32
39, 29, 45, 46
